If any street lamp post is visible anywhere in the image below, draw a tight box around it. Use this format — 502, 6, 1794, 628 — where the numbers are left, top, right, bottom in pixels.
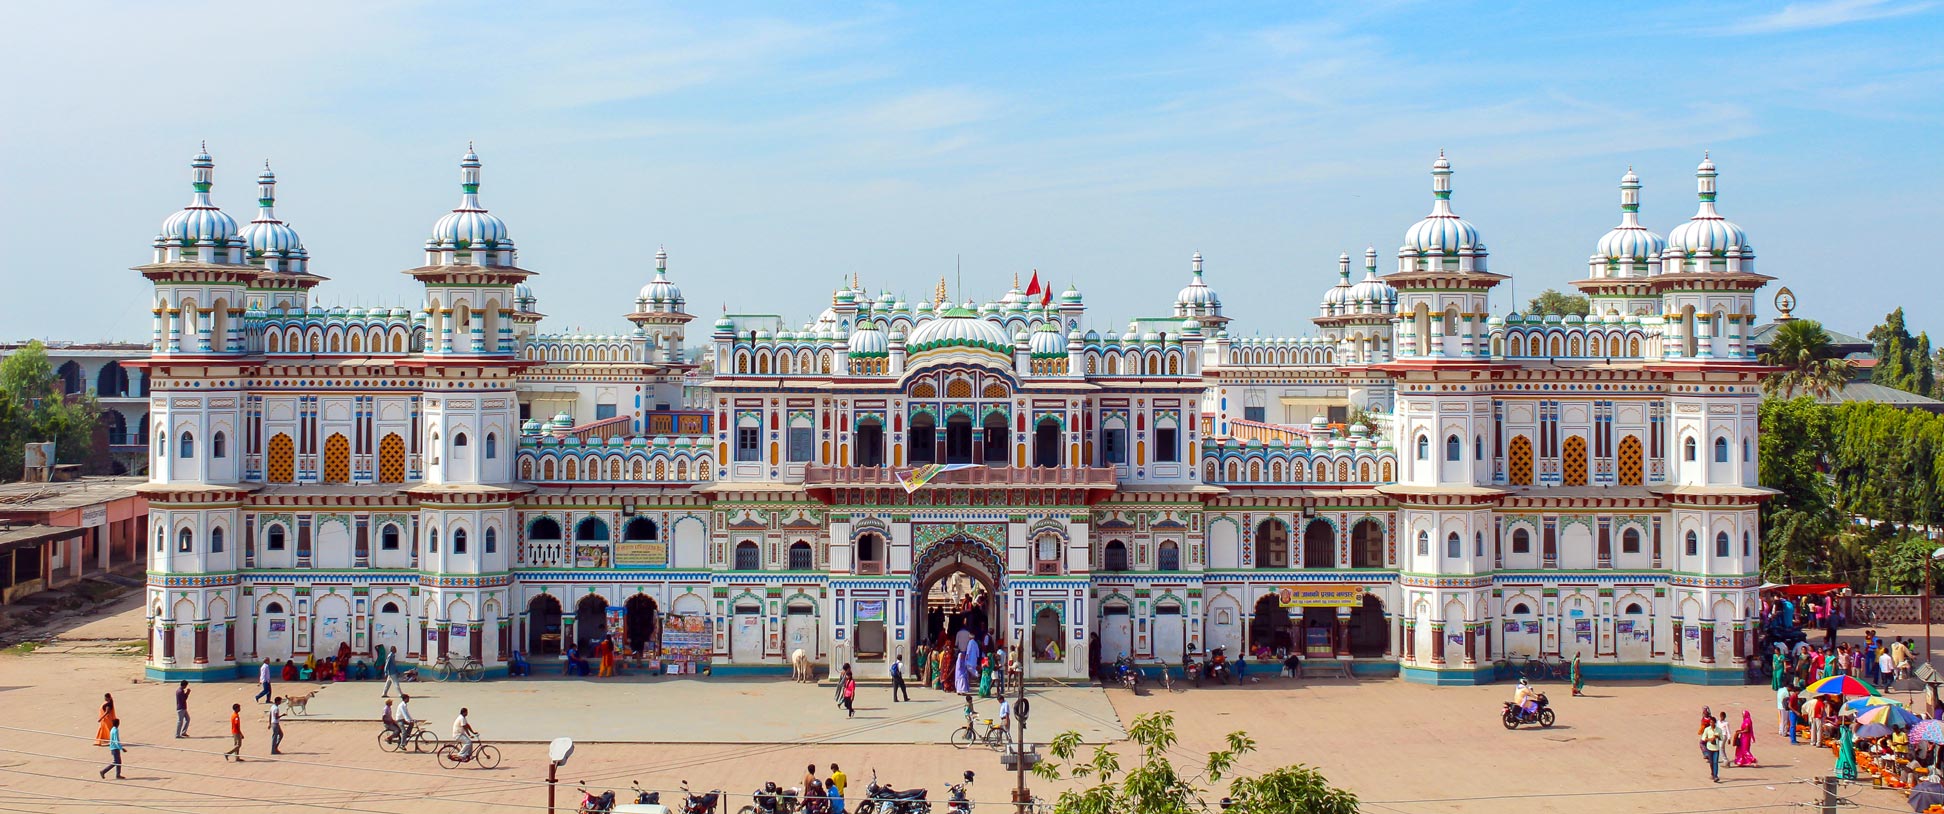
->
1927, 546, 1944, 671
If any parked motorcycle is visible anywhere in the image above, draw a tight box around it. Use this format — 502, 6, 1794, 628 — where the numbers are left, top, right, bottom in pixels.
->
736, 780, 798, 814
1185, 655, 1203, 688
578, 783, 617, 814
1501, 692, 1555, 729
1206, 647, 1233, 685
632, 781, 663, 807
857, 769, 930, 814
679, 780, 723, 814
946, 771, 974, 813
1113, 656, 1139, 691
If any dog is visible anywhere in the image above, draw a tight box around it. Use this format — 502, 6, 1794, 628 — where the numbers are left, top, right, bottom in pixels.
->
283, 688, 320, 715
790, 648, 814, 683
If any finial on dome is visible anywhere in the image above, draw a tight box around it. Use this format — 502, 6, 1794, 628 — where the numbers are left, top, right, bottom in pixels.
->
1364, 246, 1377, 270
936, 277, 949, 305
1430, 150, 1453, 201
1338, 252, 1350, 277
1192, 251, 1204, 275
656, 245, 668, 271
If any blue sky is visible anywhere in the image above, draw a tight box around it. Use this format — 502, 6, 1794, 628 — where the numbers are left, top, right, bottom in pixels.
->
1, 1, 1939, 343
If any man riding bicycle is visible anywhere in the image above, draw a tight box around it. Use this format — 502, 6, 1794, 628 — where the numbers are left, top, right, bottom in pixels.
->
453, 707, 477, 760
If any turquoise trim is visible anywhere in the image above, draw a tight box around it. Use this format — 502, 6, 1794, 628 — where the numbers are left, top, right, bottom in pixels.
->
1670, 664, 1748, 686
145, 664, 253, 682
1401, 665, 1497, 685
707, 664, 791, 677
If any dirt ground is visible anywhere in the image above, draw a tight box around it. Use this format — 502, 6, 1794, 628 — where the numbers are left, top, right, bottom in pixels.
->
0, 602, 1920, 813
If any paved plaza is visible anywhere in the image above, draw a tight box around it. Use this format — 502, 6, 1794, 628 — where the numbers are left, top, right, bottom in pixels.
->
0, 601, 1924, 813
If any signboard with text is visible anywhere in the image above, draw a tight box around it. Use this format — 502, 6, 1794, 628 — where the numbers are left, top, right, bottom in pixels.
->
1276, 585, 1365, 608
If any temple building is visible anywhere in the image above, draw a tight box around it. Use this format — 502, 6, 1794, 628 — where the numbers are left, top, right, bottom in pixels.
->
136, 145, 1771, 685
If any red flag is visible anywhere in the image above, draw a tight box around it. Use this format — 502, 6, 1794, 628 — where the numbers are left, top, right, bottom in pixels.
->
1042, 281, 1054, 306
1024, 270, 1043, 302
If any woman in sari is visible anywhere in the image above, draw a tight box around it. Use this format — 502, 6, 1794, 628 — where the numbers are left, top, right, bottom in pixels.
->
1771, 648, 1784, 691
921, 645, 937, 689
1836, 722, 1859, 780
1732, 710, 1758, 766
1570, 653, 1585, 697
978, 654, 993, 698
95, 693, 115, 745
1822, 650, 1838, 680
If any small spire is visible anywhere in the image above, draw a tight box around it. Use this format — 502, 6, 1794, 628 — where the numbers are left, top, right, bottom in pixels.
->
1012, 271, 1020, 290
656, 245, 668, 272
1364, 246, 1378, 271
1192, 251, 1203, 275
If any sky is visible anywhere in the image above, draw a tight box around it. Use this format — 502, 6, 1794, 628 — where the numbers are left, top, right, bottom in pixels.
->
1, 0, 1939, 344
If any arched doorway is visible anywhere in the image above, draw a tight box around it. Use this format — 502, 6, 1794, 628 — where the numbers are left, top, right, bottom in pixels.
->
1251, 594, 1292, 652
784, 601, 819, 660
373, 598, 408, 661
623, 594, 658, 656
945, 414, 974, 464
912, 540, 1003, 653
1347, 594, 1388, 657
528, 594, 563, 656
1034, 418, 1061, 467
1302, 520, 1334, 568
983, 413, 1009, 463
575, 594, 609, 653
855, 418, 884, 467
1350, 519, 1384, 568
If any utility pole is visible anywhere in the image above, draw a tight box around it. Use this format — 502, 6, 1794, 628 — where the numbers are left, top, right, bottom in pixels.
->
1819, 774, 1837, 814
1014, 640, 1030, 814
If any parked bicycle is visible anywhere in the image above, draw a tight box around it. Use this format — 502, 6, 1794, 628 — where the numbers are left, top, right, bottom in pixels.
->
1522, 654, 1569, 681
434, 655, 485, 682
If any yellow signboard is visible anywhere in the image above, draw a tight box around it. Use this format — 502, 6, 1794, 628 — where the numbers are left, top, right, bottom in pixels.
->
1276, 585, 1365, 608
614, 542, 668, 568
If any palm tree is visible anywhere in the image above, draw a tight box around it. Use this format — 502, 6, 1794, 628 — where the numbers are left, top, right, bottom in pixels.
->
1762, 319, 1852, 398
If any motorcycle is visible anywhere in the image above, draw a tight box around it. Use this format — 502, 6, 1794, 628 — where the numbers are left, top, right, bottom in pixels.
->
679, 779, 723, 814
577, 783, 617, 814
1501, 692, 1555, 729
736, 781, 798, 814
632, 781, 663, 807
857, 769, 930, 814
1113, 657, 1139, 691
1184, 656, 1203, 688
946, 770, 975, 813
1206, 648, 1233, 686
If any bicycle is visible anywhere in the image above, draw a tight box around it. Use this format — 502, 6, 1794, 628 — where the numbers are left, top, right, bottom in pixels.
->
953, 715, 1009, 750
1522, 654, 1567, 682
437, 738, 501, 770
377, 720, 441, 754
434, 655, 485, 683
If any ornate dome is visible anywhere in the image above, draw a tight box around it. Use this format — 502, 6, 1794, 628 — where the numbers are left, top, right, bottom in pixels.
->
428, 145, 514, 255
1059, 283, 1083, 305
1348, 247, 1397, 307
1175, 252, 1221, 308
1666, 153, 1748, 259
1401, 151, 1482, 255
635, 247, 685, 311
1596, 168, 1666, 264
1030, 321, 1066, 356
238, 162, 306, 269
905, 308, 1011, 355
157, 145, 240, 249
1321, 252, 1354, 312
847, 322, 888, 356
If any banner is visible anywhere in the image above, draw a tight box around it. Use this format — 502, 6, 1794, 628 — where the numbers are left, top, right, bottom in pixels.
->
1275, 584, 1365, 608
855, 600, 886, 622
614, 542, 667, 568
1573, 620, 1592, 643
899, 463, 980, 493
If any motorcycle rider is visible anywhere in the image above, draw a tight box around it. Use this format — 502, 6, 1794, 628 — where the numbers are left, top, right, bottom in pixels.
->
1513, 678, 1538, 716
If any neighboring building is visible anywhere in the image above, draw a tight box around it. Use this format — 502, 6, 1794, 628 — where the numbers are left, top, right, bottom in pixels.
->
1749, 301, 1944, 413
0, 477, 148, 604
0, 342, 153, 476
137, 146, 1771, 685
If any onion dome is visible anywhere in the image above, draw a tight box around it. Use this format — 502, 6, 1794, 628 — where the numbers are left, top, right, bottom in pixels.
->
713, 314, 735, 332
1030, 321, 1066, 356
513, 283, 537, 311
1666, 152, 1749, 259
1348, 247, 1397, 307
1402, 151, 1482, 254
906, 307, 1012, 355
238, 162, 307, 270
1175, 252, 1221, 309
1595, 168, 1666, 265
1321, 252, 1354, 312
156, 144, 241, 251
635, 246, 686, 312
427, 144, 514, 259
847, 324, 889, 357
1059, 283, 1083, 305
1179, 318, 1203, 336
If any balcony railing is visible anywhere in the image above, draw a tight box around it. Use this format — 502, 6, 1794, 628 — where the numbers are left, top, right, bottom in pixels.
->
643, 409, 711, 437
804, 465, 1117, 488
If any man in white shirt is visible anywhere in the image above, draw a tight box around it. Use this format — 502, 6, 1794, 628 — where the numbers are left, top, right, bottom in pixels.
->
395, 693, 415, 740
254, 660, 273, 703
453, 707, 476, 760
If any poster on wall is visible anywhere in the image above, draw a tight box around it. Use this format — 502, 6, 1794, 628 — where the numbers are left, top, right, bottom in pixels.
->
659, 613, 714, 675
450, 625, 468, 639
1522, 621, 1540, 634
1615, 620, 1634, 636
1503, 620, 1520, 633
268, 620, 286, 640
1574, 620, 1592, 643
855, 600, 886, 622
1446, 632, 1466, 646
1685, 626, 1700, 640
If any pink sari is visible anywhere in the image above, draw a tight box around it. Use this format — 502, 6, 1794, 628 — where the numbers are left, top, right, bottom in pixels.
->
1733, 710, 1758, 766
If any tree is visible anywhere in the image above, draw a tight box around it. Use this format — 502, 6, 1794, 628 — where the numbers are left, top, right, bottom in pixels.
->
1031, 712, 1358, 814
1525, 289, 1590, 317
0, 341, 102, 481
1758, 398, 1840, 581
1868, 308, 1935, 397
1761, 319, 1852, 398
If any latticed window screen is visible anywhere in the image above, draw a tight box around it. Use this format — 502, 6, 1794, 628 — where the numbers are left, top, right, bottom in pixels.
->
1617, 435, 1643, 486
266, 434, 295, 483
323, 434, 350, 483
1507, 435, 1534, 485
1561, 436, 1588, 486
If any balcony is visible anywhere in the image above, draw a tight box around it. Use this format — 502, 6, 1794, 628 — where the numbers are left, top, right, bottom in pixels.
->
803, 465, 1118, 489
643, 409, 711, 437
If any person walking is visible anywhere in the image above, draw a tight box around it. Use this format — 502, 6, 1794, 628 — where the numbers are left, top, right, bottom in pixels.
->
1732, 710, 1758, 767
267, 697, 285, 756
95, 694, 115, 746
828, 763, 848, 814
1570, 653, 1585, 697
1702, 715, 1723, 782
889, 650, 911, 702
840, 664, 856, 719
254, 660, 273, 704
1776, 682, 1791, 737
174, 681, 191, 738
1835, 718, 1859, 780
97, 718, 125, 780
380, 648, 401, 697
224, 704, 244, 762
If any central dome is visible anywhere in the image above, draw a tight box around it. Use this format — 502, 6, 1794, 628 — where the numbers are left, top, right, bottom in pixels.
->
1401, 152, 1482, 255
906, 308, 1011, 355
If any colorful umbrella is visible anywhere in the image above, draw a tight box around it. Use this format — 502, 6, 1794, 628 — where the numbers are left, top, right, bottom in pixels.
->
1842, 696, 1905, 716
1805, 675, 1880, 697
1855, 722, 1895, 739
1858, 704, 1921, 727
1910, 719, 1944, 745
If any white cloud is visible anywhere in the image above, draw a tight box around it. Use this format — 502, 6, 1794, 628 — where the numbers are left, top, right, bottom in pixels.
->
1729, 0, 1936, 34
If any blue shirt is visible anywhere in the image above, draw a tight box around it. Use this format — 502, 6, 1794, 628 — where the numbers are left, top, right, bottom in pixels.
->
107, 727, 122, 751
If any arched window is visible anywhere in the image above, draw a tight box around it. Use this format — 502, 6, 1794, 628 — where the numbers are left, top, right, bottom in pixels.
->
210, 527, 224, 553
266, 524, 286, 551
1685, 531, 1698, 556
1474, 531, 1484, 557
1416, 530, 1429, 557
177, 528, 193, 553
788, 541, 813, 570
1743, 438, 1751, 462
452, 529, 468, 554
380, 525, 400, 550
734, 541, 760, 570
212, 431, 226, 459
1511, 528, 1530, 554
1511, 602, 1531, 615
154, 526, 164, 552
485, 433, 497, 459
1103, 540, 1129, 572
575, 517, 609, 542
529, 517, 562, 540
485, 528, 498, 554
1743, 531, 1751, 556
1621, 528, 1641, 554
1475, 436, 1483, 460
1445, 435, 1462, 462
454, 432, 469, 448
429, 528, 440, 554
1683, 437, 1697, 462
1714, 531, 1729, 557
1445, 532, 1462, 559
1416, 435, 1429, 460
1158, 541, 1181, 571
179, 432, 195, 459
265, 602, 285, 615
1713, 437, 1728, 463
624, 517, 658, 541
381, 601, 399, 614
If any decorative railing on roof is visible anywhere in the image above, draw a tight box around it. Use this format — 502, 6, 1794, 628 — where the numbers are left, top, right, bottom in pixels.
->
550, 414, 633, 442
1225, 419, 1309, 444
804, 465, 1116, 488
1201, 432, 1396, 486
516, 435, 713, 484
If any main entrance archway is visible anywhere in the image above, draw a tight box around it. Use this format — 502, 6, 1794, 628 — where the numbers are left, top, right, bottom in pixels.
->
623, 594, 658, 656
912, 539, 1005, 655
527, 594, 563, 656
575, 594, 609, 653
